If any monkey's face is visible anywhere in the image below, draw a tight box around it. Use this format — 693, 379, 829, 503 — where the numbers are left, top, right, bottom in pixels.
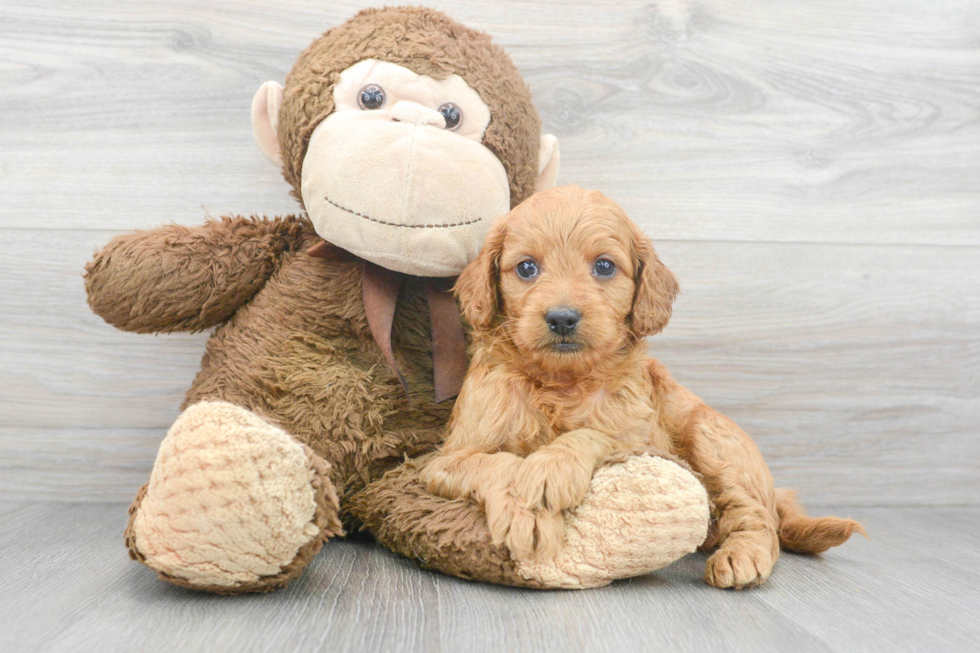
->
297, 60, 509, 276
253, 9, 561, 278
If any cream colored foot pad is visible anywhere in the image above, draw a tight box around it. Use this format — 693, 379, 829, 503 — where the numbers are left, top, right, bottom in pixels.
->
516, 454, 710, 589
131, 401, 320, 588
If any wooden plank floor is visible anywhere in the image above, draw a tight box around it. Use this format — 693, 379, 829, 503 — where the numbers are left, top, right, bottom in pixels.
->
0, 502, 977, 653
1, 2, 978, 652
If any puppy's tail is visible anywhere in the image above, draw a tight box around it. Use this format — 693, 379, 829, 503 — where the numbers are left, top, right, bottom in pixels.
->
775, 488, 866, 554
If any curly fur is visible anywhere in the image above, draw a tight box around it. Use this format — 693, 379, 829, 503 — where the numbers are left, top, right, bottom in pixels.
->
422, 185, 864, 587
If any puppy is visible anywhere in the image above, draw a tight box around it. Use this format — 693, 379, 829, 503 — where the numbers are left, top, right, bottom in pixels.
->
423, 185, 863, 589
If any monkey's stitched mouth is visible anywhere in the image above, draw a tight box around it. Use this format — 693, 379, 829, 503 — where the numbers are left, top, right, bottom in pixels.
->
324, 195, 484, 229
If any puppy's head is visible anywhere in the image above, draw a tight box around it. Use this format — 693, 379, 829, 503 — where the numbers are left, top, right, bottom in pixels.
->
456, 185, 678, 374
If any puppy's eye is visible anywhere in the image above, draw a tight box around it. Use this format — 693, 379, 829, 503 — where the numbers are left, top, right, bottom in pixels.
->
358, 84, 386, 110
438, 102, 462, 130
593, 258, 616, 277
516, 260, 538, 279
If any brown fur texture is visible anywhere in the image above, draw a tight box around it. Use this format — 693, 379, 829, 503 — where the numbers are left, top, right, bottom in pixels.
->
277, 6, 541, 207
423, 185, 864, 587
85, 216, 306, 334
87, 214, 452, 511
84, 7, 554, 592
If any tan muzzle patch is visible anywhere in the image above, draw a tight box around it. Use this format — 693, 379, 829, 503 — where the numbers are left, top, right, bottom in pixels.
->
301, 111, 510, 277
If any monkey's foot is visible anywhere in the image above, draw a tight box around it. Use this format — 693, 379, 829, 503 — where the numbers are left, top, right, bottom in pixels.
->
126, 401, 342, 593
514, 452, 710, 589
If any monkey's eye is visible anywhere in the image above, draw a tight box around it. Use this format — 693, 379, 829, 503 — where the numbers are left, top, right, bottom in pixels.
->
516, 260, 539, 280
593, 258, 616, 278
358, 84, 386, 110
438, 102, 462, 130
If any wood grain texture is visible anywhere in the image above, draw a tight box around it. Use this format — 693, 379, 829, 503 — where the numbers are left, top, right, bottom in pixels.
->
1, 0, 978, 505
0, 501, 978, 653
1, 0, 978, 243
2, 229, 977, 504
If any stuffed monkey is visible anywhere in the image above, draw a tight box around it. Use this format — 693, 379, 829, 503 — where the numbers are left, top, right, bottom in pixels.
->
84, 6, 710, 593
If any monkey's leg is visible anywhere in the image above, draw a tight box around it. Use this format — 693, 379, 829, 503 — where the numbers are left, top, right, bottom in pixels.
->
125, 401, 342, 593
351, 449, 710, 589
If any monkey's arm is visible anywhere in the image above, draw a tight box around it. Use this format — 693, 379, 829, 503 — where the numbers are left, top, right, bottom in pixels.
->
84, 215, 308, 333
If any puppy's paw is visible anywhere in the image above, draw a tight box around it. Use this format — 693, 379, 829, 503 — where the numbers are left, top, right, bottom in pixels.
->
503, 509, 566, 561
485, 494, 528, 551
500, 504, 537, 560
514, 449, 593, 513
486, 494, 566, 561
422, 452, 523, 502
420, 457, 454, 499
705, 540, 775, 590
527, 511, 565, 560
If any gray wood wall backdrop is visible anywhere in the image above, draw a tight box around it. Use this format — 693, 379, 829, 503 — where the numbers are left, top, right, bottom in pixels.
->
1, 0, 977, 505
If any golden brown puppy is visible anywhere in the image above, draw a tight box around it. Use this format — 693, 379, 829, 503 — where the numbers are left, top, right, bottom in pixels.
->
422, 185, 863, 589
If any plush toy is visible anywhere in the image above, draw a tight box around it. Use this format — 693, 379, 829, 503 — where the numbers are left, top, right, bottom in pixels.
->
84, 6, 710, 593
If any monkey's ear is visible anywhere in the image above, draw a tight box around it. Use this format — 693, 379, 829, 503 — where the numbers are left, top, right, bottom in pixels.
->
251, 81, 284, 167
630, 228, 679, 338
535, 134, 560, 192
454, 217, 509, 330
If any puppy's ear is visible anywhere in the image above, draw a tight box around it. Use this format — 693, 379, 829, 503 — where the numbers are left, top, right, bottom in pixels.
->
455, 217, 508, 330
630, 228, 679, 338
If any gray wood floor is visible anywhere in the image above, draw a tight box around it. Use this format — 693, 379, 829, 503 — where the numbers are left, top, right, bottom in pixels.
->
1, 502, 977, 653
1, 1, 979, 651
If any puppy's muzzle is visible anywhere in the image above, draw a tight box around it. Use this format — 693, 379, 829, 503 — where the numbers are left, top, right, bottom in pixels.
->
546, 307, 581, 337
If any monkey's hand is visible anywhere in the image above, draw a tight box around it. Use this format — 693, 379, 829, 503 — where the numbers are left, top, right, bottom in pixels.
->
85, 215, 307, 333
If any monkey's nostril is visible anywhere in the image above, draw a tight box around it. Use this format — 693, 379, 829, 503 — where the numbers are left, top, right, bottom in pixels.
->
390, 101, 447, 128
545, 307, 581, 337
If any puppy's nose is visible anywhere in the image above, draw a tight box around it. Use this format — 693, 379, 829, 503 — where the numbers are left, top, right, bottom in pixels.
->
546, 307, 581, 337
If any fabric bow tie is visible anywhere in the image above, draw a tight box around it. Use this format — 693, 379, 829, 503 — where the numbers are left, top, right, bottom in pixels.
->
307, 240, 468, 404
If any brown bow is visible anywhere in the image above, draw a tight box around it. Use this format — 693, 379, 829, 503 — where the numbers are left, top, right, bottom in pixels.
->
307, 240, 468, 404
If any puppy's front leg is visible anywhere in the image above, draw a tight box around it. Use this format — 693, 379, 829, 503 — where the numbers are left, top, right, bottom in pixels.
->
422, 449, 523, 503
502, 428, 619, 559
514, 428, 618, 514
421, 368, 534, 504
422, 450, 545, 559
422, 364, 554, 559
